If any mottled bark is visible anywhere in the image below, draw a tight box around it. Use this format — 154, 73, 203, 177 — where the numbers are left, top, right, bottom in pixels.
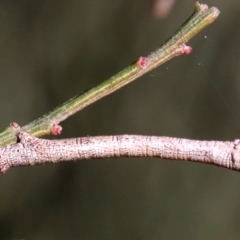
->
1, 131, 240, 173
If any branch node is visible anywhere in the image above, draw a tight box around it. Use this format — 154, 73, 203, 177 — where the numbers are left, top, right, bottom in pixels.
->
18, 131, 36, 145
233, 139, 240, 149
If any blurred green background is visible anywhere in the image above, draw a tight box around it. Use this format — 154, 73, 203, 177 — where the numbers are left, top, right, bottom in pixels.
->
0, 0, 240, 239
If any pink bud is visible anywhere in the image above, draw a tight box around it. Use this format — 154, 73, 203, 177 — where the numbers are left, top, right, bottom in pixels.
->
51, 124, 62, 135
136, 57, 147, 69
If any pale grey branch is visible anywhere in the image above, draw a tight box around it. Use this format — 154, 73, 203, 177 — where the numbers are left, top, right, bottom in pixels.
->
0, 131, 240, 173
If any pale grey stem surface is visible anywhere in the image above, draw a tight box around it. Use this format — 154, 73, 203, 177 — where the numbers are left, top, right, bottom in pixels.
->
1, 132, 240, 173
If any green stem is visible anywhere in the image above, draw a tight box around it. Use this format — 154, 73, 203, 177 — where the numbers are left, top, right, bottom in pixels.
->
0, 2, 220, 147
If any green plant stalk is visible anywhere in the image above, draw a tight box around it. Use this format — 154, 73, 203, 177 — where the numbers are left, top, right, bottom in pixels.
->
0, 2, 220, 147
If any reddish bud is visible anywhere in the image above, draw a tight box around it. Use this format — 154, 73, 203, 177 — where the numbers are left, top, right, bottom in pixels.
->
136, 57, 147, 69
0, 165, 9, 174
51, 124, 62, 135
182, 45, 192, 55
10, 122, 20, 129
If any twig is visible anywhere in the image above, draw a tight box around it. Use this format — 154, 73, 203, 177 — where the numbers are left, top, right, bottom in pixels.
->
0, 2, 223, 173
1, 131, 240, 173
0, 2, 220, 147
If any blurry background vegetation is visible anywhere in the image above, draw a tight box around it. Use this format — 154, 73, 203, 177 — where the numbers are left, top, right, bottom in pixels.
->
0, 0, 240, 239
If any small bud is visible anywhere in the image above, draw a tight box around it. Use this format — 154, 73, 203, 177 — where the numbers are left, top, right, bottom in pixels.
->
136, 57, 147, 69
51, 124, 62, 135
182, 45, 192, 55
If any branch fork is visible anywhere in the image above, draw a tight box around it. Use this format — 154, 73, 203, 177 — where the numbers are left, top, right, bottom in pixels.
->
0, 3, 222, 173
